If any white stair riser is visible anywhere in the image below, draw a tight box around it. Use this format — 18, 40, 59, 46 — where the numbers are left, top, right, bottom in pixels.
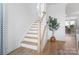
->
31, 27, 38, 29
30, 28, 38, 30
23, 38, 38, 43
21, 43, 37, 50
31, 26, 38, 28
26, 34, 38, 37
28, 31, 38, 34
32, 23, 39, 25
34, 21, 39, 23
29, 29, 38, 31
29, 28, 38, 31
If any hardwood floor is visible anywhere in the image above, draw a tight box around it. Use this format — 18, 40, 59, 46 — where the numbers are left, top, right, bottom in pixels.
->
8, 35, 78, 55
8, 47, 38, 55
8, 40, 65, 55
64, 34, 77, 54
40, 40, 65, 55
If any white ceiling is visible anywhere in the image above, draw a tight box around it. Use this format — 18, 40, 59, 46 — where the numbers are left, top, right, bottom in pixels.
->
66, 3, 79, 16
46, 3, 79, 16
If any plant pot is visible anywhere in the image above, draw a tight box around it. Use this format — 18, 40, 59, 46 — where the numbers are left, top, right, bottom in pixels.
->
50, 36, 56, 42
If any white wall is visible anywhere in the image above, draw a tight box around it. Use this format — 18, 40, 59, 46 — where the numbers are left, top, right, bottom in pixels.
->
5, 3, 38, 54
46, 4, 66, 41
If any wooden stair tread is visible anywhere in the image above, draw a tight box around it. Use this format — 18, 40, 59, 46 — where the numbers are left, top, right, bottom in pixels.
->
32, 23, 39, 25
27, 32, 38, 34
23, 38, 38, 43
21, 41, 37, 46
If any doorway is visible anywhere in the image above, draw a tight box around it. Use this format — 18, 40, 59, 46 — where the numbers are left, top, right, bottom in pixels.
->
64, 19, 77, 54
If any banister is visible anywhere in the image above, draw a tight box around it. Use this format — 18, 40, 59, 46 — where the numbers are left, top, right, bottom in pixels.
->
41, 23, 47, 51
37, 11, 46, 53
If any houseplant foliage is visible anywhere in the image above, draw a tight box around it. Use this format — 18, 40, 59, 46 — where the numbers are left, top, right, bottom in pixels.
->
65, 24, 75, 34
47, 16, 60, 41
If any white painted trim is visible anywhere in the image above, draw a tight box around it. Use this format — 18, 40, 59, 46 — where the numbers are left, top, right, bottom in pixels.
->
66, 16, 78, 20
3, 3, 8, 55
70, 11, 79, 16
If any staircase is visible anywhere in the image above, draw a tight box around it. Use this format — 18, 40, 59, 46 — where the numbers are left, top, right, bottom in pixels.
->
21, 12, 46, 53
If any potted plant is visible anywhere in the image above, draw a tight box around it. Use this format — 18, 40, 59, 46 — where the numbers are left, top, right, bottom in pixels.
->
47, 16, 60, 42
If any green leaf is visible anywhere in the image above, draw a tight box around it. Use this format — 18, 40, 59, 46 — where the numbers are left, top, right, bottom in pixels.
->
47, 16, 60, 31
